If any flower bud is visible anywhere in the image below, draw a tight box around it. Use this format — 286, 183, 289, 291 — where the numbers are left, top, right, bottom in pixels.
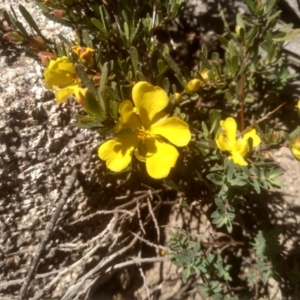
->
173, 93, 182, 104
74, 88, 103, 118
187, 79, 201, 93
53, 9, 66, 19
3, 31, 25, 44
271, 131, 282, 144
290, 136, 300, 161
38, 51, 56, 67
235, 25, 245, 39
29, 37, 48, 52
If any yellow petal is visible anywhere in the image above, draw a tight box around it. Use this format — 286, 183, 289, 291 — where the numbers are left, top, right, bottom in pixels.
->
242, 128, 261, 148
145, 140, 179, 179
291, 136, 300, 161
98, 131, 139, 172
71, 46, 81, 56
132, 82, 169, 128
118, 100, 142, 130
235, 138, 249, 157
221, 117, 237, 145
292, 147, 300, 161
187, 79, 202, 93
150, 117, 191, 147
230, 151, 248, 166
297, 100, 300, 110
216, 132, 234, 152
44, 56, 76, 89
55, 86, 76, 103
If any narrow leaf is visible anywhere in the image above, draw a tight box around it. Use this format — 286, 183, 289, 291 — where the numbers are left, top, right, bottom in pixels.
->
19, 4, 46, 40
129, 47, 138, 74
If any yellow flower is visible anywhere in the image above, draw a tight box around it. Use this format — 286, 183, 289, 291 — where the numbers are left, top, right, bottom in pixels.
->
71, 46, 95, 64
216, 117, 261, 166
186, 69, 210, 93
297, 100, 300, 110
44, 56, 81, 103
187, 79, 202, 93
98, 82, 191, 179
290, 136, 300, 161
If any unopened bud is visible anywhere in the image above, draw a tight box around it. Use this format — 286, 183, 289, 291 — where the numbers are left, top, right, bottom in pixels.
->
235, 25, 245, 39
53, 9, 66, 19
3, 31, 25, 44
29, 37, 47, 52
173, 93, 182, 104
271, 131, 282, 144
74, 88, 87, 106
38, 52, 56, 67
187, 79, 201, 93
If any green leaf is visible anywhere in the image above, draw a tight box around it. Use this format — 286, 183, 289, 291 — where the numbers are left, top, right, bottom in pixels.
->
198, 50, 211, 70
217, 35, 229, 47
267, 10, 281, 21
75, 114, 109, 129
77, 90, 104, 118
19, 4, 47, 40
90, 18, 108, 35
201, 121, 209, 137
129, 47, 138, 74
182, 268, 191, 281
135, 70, 147, 81
273, 29, 300, 42
99, 5, 108, 32
8, 7, 29, 38
82, 30, 93, 48
163, 53, 185, 86
264, 0, 277, 15
227, 40, 237, 57
215, 198, 225, 210
75, 64, 98, 98
163, 77, 170, 93
58, 34, 72, 47
209, 109, 221, 135
207, 173, 223, 185
228, 178, 248, 187
124, 21, 130, 42
236, 14, 245, 29
230, 55, 239, 75
252, 179, 261, 194
99, 62, 109, 92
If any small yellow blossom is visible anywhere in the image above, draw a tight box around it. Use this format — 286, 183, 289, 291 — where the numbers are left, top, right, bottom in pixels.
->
216, 117, 261, 166
71, 46, 95, 63
187, 79, 202, 93
44, 56, 81, 103
297, 100, 300, 110
187, 69, 209, 93
290, 136, 300, 161
173, 92, 182, 104
98, 82, 191, 179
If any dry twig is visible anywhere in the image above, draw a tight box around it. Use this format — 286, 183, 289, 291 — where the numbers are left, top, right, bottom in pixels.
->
19, 167, 78, 299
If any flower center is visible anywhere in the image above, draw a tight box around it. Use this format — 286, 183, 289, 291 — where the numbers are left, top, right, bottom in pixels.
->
134, 127, 164, 161
137, 127, 152, 141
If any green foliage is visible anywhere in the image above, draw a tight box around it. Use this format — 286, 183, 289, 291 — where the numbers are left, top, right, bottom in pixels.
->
2, 0, 300, 298
168, 231, 233, 298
